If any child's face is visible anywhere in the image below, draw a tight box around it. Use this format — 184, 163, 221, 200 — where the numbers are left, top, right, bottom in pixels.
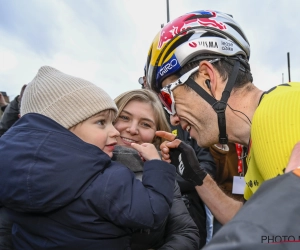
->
70, 110, 120, 157
114, 100, 156, 147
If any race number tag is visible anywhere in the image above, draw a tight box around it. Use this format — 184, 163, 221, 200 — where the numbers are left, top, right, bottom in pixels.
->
232, 176, 246, 194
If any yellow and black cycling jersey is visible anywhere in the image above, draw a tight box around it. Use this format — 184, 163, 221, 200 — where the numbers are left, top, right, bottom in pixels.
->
245, 82, 300, 200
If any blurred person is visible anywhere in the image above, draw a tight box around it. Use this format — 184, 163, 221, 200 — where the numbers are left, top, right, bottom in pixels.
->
199, 142, 300, 250
145, 9, 300, 227
0, 85, 27, 136
209, 143, 247, 203
0, 66, 177, 250
138, 76, 146, 89
209, 142, 247, 234
192, 141, 300, 250
112, 89, 199, 249
0, 92, 8, 113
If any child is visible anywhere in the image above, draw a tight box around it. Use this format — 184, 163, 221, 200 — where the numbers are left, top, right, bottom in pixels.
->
0, 66, 176, 250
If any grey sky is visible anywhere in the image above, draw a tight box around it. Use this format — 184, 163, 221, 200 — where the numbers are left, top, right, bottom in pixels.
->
1, 0, 300, 100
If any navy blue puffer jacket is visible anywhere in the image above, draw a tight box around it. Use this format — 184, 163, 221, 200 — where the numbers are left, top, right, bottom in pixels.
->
0, 114, 176, 250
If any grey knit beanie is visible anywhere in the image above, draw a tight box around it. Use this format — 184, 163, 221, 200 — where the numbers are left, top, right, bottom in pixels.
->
21, 66, 117, 129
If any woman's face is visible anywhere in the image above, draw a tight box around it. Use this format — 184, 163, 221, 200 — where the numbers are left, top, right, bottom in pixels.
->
114, 100, 157, 147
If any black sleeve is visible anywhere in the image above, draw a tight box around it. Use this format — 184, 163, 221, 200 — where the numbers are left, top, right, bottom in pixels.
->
159, 181, 200, 250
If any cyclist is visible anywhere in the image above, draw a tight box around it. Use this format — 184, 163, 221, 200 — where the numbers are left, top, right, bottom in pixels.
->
144, 10, 300, 226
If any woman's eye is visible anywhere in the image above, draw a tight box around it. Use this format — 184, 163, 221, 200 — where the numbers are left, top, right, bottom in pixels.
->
119, 115, 129, 121
141, 122, 152, 128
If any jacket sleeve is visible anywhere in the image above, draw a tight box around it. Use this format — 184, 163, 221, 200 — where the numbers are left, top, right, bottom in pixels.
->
202, 170, 300, 250
95, 159, 176, 230
159, 181, 200, 250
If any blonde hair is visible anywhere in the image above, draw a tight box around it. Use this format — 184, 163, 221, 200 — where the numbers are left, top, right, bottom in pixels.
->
114, 89, 170, 149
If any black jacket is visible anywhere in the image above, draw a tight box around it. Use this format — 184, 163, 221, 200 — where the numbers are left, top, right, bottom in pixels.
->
113, 145, 200, 250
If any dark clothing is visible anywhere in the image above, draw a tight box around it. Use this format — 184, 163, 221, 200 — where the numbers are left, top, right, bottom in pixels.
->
113, 146, 199, 250
171, 125, 216, 178
0, 207, 12, 250
0, 113, 176, 250
203, 170, 300, 250
1, 105, 7, 112
169, 124, 217, 248
0, 95, 20, 136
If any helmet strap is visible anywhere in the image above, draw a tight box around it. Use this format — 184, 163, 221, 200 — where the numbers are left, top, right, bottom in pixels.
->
185, 60, 241, 144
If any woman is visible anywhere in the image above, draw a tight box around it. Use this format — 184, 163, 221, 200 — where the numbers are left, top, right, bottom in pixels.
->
112, 89, 200, 250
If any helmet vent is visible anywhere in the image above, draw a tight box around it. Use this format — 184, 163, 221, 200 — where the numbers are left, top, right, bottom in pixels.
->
185, 14, 212, 20
225, 22, 249, 44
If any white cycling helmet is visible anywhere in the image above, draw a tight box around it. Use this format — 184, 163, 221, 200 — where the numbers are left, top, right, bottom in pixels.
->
146, 10, 250, 92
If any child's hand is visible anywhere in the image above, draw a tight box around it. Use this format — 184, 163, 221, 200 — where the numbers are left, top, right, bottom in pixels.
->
131, 143, 161, 161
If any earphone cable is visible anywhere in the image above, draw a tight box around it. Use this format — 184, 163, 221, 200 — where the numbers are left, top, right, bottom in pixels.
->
227, 103, 252, 125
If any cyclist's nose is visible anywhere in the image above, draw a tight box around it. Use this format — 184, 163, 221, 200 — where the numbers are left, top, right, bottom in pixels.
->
170, 113, 180, 126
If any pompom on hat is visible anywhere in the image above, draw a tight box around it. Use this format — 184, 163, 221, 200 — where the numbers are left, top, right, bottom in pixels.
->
21, 66, 117, 129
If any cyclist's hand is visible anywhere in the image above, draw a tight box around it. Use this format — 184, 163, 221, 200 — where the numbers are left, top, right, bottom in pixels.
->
169, 141, 207, 186
156, 130, 207, 186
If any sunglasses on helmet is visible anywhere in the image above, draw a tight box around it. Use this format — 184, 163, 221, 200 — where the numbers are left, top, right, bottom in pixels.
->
158, 58, 220, 116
